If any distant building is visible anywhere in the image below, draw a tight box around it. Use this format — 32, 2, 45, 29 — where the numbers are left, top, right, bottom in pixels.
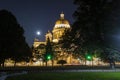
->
33, 12, 70, 46
32, 12, 78, 65
52, 12, 70, 43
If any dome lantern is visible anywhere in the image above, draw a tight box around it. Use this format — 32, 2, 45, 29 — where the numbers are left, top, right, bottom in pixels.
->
54, 12, 70, 29
60, 12, 64, 19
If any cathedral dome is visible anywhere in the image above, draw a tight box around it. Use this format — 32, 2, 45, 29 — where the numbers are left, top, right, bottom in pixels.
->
54, 12, 70, 29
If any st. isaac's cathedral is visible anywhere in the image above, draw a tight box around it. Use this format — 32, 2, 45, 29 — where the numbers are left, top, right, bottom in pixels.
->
32, 12, 100, 66
33, 12, 70, 46
32, 12, 80, 66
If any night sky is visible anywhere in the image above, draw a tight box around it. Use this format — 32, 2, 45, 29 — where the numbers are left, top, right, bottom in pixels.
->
0, 0, 76, 47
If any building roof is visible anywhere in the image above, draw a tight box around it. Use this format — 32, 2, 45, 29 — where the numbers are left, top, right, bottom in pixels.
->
54, 12, 70, 29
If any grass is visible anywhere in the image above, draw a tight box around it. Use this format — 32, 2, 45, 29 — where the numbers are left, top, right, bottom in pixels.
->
6, 72, 120, 80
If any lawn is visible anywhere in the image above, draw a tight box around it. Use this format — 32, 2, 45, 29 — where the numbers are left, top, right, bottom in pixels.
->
6, 72, 120, 80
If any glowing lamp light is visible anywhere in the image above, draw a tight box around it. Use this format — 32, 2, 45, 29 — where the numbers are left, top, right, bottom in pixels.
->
47, 55, 51, 60
46, 54, 52, 60
86, 54, 92, 61
87, 56, 91, 59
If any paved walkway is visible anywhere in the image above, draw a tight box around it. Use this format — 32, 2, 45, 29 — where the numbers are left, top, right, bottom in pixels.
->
63, 69, 120, 72
0, 71, 27, 80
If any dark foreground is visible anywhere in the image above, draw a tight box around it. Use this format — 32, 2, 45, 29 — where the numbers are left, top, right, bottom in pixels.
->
0, 65, 120, 72
5, 72, 120, 80
0, 65, 120, 80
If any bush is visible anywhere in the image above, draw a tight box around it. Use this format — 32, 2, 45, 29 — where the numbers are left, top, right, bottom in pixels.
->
57, 60, 67, 66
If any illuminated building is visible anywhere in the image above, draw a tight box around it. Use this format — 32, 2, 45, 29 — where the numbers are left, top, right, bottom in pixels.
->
52, 12, 70, 43
33, 12, 78, 65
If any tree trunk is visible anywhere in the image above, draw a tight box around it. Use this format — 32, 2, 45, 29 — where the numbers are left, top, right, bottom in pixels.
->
85, 60, 86, 65
45, 61, 47, 66
14, 61, 17, 67
92, 59, 93, 66
2, 61, 5, 67
52, 60, 54, 67
42, 61, 44, 66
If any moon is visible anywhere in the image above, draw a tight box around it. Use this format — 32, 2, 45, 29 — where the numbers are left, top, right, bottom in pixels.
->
36, 31, 41, 35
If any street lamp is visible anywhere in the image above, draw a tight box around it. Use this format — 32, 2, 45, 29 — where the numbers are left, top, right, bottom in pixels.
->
86, 54, 92, 61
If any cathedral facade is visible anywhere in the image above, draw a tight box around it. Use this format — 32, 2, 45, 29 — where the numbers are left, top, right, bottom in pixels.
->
33, 12, 78, 65
33, 12, 70, 46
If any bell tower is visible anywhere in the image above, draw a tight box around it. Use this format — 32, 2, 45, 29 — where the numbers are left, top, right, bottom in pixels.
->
45, 30, 52, 42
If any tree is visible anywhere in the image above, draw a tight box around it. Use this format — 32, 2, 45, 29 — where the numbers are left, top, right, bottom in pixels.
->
12, 42, 32, 66
44, 37, 54, 66
57, 60, 67, 66
60, 0, 117, 64
0, 9, 32, 67
73, 0, 114, 55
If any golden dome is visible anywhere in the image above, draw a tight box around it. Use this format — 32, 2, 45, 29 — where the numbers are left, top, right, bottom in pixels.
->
54, 12, 70, 29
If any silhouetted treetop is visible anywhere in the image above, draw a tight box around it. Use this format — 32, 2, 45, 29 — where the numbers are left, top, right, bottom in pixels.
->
0, 9, 18, 26
0, 9, 32, 66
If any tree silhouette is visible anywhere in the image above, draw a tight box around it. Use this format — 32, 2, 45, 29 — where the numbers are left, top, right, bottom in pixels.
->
57, 60, 67, 66
60, 0, 116, 64
0, 9, 32, 67
44, 37, 54, 66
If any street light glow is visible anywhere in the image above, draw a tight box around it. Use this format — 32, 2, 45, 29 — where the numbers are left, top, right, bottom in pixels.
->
86, 54, 92, 61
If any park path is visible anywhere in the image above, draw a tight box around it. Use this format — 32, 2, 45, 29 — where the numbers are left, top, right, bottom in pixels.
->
63, 69, 120, 72
0, 71, 27, 80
